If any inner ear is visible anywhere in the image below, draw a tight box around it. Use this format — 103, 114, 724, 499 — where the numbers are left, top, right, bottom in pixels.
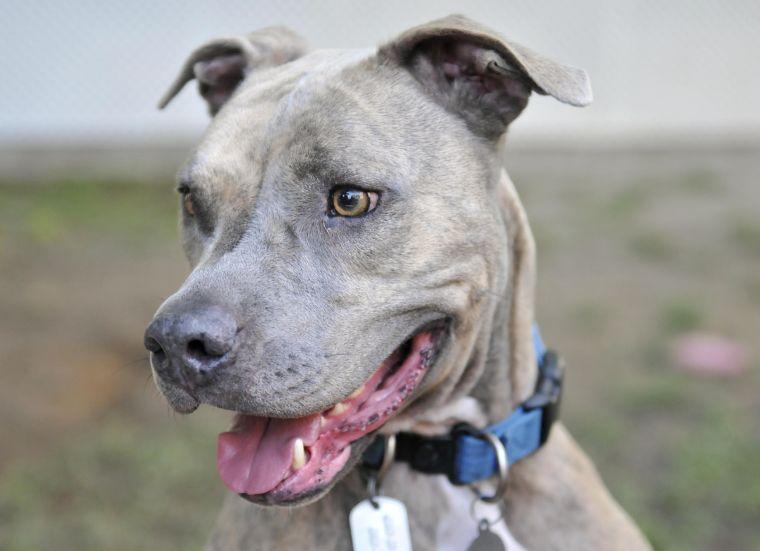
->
193, 51, 248, 115
380, 15, 592, 140
158, 27, 307, 116
411, 38, 533, 138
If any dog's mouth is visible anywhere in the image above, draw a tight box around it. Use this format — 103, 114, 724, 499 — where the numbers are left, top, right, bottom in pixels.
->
216, 323, 446, 503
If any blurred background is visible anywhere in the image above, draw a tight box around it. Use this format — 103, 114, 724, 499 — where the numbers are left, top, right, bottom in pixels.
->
1, 1, 758, 549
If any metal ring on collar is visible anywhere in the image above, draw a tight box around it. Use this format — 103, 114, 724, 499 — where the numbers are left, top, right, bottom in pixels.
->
367, 434, 397, 508
469, 431, 509, 504
376, 433, 397, 482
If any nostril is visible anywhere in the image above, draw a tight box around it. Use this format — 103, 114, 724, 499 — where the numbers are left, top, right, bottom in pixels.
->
144, 335, 162, 353
186, 338, 220, 361
146, 307, 237, 389
144, 335, 168, 366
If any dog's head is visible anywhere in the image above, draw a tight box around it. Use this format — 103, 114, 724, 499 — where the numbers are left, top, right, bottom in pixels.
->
146, 15, 591, 506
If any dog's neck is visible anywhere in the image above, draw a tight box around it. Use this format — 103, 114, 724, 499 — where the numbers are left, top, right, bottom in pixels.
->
406, 298, 536, 435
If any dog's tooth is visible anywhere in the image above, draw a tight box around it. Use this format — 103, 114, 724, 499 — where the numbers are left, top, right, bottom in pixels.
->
348, 385, 365, 400
292, 438, 306, 470
320, 415, 327, 428
329, 402, 348, 416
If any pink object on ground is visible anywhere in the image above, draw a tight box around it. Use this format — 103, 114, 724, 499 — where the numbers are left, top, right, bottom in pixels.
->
671, 332, 748, 377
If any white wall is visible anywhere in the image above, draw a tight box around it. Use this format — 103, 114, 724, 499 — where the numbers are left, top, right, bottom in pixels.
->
1, 0, 758, 147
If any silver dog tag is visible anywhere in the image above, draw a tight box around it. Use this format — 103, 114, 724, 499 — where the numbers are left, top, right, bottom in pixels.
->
468, 520, 506, 551
349, 496, 413, 551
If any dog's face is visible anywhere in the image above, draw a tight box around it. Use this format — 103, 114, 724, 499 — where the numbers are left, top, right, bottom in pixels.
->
146, 16, 590, 506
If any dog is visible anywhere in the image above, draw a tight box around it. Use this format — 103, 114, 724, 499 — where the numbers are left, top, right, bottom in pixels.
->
147, 15, 651, 550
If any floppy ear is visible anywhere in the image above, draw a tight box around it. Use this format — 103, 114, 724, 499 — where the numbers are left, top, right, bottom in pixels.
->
379, 15, 592, 139
497, 170, 539, 406
158, 26, 307, 115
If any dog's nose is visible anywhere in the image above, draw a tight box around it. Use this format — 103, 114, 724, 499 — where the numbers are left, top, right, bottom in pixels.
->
144, 306, 239, 388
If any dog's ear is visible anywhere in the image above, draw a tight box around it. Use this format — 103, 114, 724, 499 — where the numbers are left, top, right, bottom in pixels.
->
158, 26, 307, 116
379, 15, 592, 139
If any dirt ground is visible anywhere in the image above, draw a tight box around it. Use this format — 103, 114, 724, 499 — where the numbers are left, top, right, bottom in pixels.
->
0, 148, 758, 550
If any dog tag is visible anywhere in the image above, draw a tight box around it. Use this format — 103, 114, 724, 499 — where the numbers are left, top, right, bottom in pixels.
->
349, 496, 413, 551
468, 520, 506, 551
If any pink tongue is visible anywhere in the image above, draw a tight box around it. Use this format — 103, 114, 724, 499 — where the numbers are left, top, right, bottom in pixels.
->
217, 413, 321, 495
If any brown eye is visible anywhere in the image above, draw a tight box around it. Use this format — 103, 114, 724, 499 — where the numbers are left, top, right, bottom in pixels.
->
182, 192, 196, 216
330, 187, 377, 217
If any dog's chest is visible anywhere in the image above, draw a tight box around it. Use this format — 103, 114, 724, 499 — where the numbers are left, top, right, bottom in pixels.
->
433, 477, 526, 551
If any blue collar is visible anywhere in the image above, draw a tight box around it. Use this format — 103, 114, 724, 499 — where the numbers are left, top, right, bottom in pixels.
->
362, 324, 564, 487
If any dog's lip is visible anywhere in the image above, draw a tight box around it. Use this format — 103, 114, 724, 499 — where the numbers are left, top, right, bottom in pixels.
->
217, 321, 448, 503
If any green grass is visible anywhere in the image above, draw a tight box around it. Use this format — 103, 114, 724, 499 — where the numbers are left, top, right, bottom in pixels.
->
566, 301, 608, 333
730, 218, 760, 257
654, 405, 760, 549
0, 180, 179, 247
628, 231, 675, 262
745, 276, 760, 306
573, 370, 760, 551
0, 414, 224, 551
616, 374, 688, 412
604, 186, 650, 220
659, 299, 704, 335
676, 169, 721, 194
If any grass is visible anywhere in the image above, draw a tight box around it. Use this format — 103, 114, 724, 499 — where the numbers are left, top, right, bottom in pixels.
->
616, 374, 688, 412
652, 404, 760, 549
567, 301, 608, 333
573, 369, 760, 551
0, 414, 225, 551
676, 169, 721, 194
604, 186, 650, 220
659, 299, 704, 335
0, 180, 179, 247
745, 276, 760, 305
628, 231, 674, 262
730, 218, 760, 257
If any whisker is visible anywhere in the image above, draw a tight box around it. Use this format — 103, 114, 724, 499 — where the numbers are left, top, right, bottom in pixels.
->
143, 371, 155, 387
118, 355, 151, 372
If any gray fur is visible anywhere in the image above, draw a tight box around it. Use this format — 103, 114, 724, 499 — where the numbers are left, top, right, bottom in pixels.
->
152, 15, 649, 550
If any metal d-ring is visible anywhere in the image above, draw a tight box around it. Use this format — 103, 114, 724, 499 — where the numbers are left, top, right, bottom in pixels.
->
376, 433, 397, 481
367, 434, 397, 508
469, 431, 509, 504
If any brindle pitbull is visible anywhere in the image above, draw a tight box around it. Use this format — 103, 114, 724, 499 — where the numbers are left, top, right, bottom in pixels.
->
147, 15, 651, 550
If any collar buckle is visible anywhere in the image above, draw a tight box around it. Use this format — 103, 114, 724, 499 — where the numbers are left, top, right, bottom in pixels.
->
521, 350, 564, 444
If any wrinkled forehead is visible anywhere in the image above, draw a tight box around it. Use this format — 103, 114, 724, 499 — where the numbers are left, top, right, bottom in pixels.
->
181, 48, 406, 192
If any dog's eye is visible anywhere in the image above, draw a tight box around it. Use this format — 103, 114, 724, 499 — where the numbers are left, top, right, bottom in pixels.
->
183, 194, 197, 216
177, 182, 215, 235
329, 187, 378, 217
179, 187, 197, 217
